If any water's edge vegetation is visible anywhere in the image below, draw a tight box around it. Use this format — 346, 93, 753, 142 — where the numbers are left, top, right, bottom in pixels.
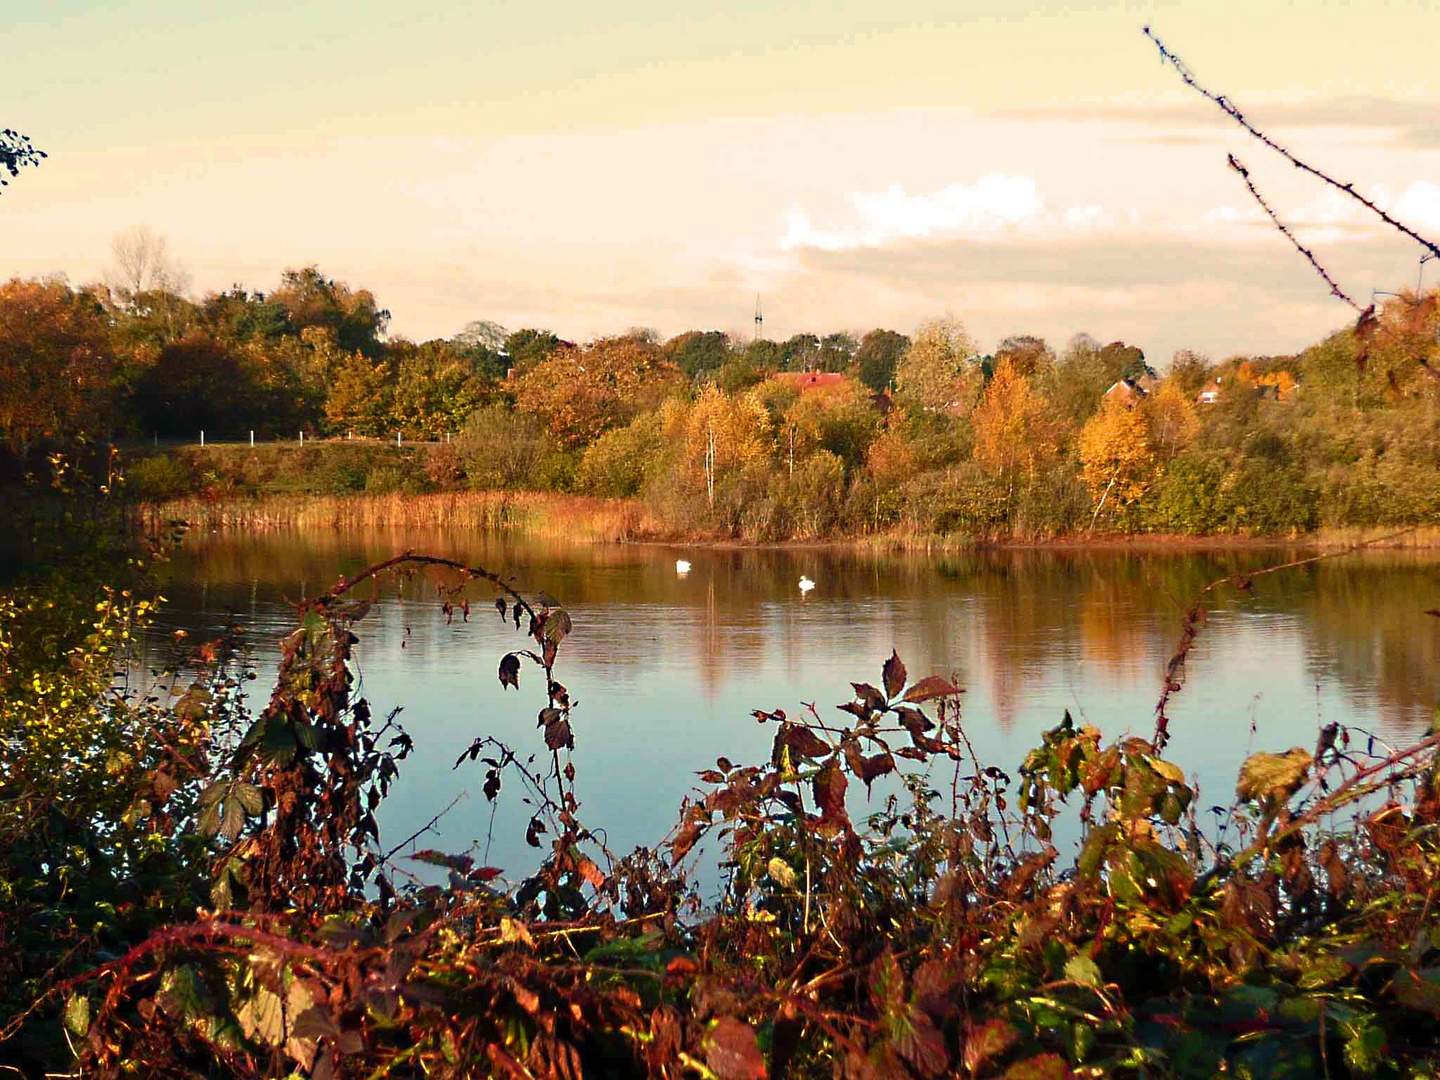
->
140, 482, 1440, 552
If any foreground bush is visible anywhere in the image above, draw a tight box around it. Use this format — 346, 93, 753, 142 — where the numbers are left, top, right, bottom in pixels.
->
4, 488, 1440, 1076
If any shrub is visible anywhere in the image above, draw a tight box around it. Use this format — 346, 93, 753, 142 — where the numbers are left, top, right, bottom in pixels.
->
1222, 459, 1317, 534
1146, 452, 1230, 534
899, 463, 1010, 535
457, 406, 558, 490
124, 453, 193, 501
576, 414, 662, 498
421, 442, 466, 491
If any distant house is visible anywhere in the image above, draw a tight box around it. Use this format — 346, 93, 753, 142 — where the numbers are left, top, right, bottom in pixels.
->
1103, 378, 1149, 407
774, 371, 848, 394
1197, 389, 1219, 405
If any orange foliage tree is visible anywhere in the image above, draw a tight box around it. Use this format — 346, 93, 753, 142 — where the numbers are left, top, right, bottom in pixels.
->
1078, 397, 1155, 522
971, 358, 1059, 481
0, 278, 114, 453
516, 337, 681, 449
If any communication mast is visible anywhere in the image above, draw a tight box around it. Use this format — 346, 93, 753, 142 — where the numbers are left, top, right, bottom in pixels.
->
753, 295, 763, 342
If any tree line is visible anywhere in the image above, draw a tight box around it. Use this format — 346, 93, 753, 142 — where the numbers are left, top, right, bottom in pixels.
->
3, 246, 1439, 538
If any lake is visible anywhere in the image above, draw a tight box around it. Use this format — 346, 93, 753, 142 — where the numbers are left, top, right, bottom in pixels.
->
144, 527, 1439, 885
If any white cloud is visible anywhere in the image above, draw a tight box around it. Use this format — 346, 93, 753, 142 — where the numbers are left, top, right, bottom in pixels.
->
1062, 204, 1112, 229
780, 173, 1043, 251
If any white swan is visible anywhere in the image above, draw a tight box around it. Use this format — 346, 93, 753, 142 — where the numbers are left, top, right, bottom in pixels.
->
675, 559, 691, 575
798, 575, 815, 595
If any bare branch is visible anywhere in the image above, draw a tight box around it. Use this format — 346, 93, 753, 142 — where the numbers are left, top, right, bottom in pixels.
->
1226, 154, 1363, 311
1143, 25, 1440, 261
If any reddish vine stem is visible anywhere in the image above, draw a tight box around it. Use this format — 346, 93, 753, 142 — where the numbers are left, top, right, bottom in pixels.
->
1153, 527, 1420, 748
1232, 730, 1440, 872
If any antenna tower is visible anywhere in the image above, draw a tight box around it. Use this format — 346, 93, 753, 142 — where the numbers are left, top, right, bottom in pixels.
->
754, 295, 763, 341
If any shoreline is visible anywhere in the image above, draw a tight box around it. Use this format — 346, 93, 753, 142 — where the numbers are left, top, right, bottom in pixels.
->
136, 491, 1440, 554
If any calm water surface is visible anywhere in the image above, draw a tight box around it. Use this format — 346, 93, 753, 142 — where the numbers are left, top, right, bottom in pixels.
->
146, 528, 1440, 879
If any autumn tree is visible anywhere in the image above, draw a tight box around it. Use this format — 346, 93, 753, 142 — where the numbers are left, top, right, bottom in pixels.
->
971, 358, 1059, 482
993, 334, 1055, 379
894, 318, 980, 416
1078, 397, 1156, 524
1144, 379, 1200, 461
781, 377, 881, 472
1168, 349, 1213, 396
663, 386, 771, 506
515, 336, 681, 448
270, 267, 388, 357
0, 278, 115, 453
325, 354, 393, 437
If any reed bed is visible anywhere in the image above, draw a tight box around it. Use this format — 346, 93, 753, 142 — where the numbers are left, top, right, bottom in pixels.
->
140, 491, 1440, 552
142, 491, 666, 544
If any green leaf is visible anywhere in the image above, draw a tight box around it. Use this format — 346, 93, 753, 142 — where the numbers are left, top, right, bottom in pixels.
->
767, 856, 798, 890
220, 796, 245, 841
1064, 953, 1102, 987
1236, 748, 1313, 806
1341, 1016, 1387, 1075
64, 994, 90, 1037
235, 782, 264, 816
196, 799, 221, 838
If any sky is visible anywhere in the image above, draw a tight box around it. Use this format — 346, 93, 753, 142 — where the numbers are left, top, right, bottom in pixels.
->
3, 0, 1439, 362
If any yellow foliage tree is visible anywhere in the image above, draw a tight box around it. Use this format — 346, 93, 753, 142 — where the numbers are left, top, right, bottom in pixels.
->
864, 428, 917, 488
1143, 380, 1200, 461
894, 318, 981, 416
1078, 398, 1155, 520
664, 386, 771, 505
971, 359, 1058, 480
780, 377, 880, 471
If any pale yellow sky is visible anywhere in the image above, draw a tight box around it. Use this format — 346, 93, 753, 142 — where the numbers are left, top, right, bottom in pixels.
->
3, 1, 1439, 360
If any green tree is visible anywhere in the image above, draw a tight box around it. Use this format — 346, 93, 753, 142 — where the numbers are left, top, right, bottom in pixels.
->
663, 330, 732, 379
855, 329, 910, 393
129, 331, 271, 438
389, 340, 489, 437
503, 328, 563, 373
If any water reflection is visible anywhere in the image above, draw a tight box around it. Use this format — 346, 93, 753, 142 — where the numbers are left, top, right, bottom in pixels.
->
145, 528, 1439, 878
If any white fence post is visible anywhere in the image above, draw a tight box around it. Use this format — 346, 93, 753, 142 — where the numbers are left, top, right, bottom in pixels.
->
250, 430, 254, 447
200, 429, 205, 447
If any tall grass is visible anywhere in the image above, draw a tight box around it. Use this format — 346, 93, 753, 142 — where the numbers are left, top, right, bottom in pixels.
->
142, 490, 665, 544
